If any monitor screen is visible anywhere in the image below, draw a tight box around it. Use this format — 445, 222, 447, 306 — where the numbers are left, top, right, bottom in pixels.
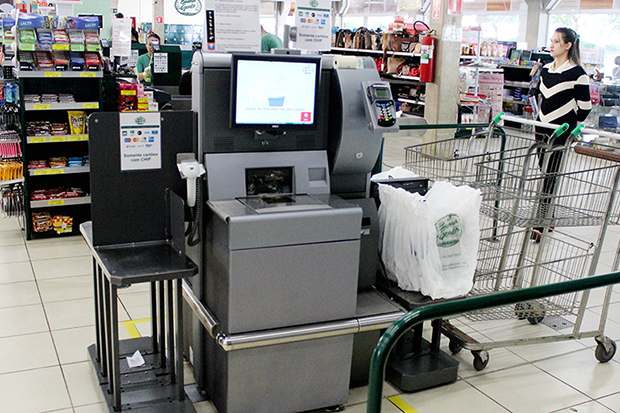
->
230, 54, 321, 130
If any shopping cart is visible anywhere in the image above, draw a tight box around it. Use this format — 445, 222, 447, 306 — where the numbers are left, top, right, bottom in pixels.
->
403, 113, 538, 185
440, 120, 620, 370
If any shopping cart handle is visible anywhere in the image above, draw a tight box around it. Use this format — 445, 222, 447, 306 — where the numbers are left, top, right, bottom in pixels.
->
553, 123, 569, 138
492, 112, 505, 125
571, 124, 585, 138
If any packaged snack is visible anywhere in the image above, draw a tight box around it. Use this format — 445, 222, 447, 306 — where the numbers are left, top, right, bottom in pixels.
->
84, 52, 100, 70
48, 157, 68, 168
34, 51, 54, 70
52, 51, 69, 70
32, 211, 52, 232
37, 30, 53, 50
19, 29, 37, 44
67, 111, 85, 134
69, 51, 85, 70
52, 215, 73, 234
53, 30, 70, 44
117, 82, 138, 112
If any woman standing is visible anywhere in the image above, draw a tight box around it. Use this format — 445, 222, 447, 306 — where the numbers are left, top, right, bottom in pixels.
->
533, 27, 591, 240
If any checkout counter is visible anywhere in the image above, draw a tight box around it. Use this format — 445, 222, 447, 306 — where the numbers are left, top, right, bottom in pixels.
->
85, 51, 457, 413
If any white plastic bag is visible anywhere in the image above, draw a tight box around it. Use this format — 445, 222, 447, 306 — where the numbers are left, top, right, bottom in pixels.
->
378, 181, 481, 299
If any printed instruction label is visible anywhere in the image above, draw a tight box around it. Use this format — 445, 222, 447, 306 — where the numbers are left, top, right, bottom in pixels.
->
153, 52, 168, 74
119, 113, 162, 171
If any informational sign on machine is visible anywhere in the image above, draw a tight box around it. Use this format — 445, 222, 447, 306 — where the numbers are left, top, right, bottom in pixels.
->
203, 0, 260, 52
294, 0, 332, 51
153, 53, 168, 73
111, 18, 131, 57
119, 113, 162, 171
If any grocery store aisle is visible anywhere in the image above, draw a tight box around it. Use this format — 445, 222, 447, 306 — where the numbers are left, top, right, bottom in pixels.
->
2, 132, 620, 412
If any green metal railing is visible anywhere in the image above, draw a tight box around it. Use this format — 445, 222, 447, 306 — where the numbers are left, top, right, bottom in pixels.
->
366, 271, 620, 413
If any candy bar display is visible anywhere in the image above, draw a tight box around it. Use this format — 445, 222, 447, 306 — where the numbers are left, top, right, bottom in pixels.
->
69, 51, 85, 70
68, 30, 85, 45
52, 30, 70, 45
24, 94, 42, 103
52, 50, 69, 70
32, 211, 52, 232
29, 186, 86, 200
26, 121, 51, 136
28, 160, 47, 169
18, 51, 35, 70
34, 51, 54, 70
50, 123, 68, 135
67, 111, 85, 134
67, 157, 84, 167
117, 82, 138, 112
52, 215, 73, 234
59, 94, 76, 103
84, 52, 101, 70
48, 157, 68, 167
37, 30, 53, 50
19, 28, 37, 45
84, 31, 99, 45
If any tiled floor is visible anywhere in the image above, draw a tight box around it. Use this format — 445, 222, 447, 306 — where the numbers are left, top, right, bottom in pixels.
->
2, 132, 620, 412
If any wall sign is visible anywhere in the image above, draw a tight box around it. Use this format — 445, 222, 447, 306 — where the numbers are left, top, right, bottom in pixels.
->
175, 0, 202, 16
120, 113, 162, 171
432, 0, 441, 19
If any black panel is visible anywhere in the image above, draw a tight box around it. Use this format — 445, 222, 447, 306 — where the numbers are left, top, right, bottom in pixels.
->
88, 111, 196, 246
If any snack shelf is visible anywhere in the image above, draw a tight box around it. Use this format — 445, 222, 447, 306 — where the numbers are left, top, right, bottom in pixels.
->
398, 98, 425, 106
29, 165, 90, 176
30, 195, 91, 208
27, 134, 88, 143
25, 102, 99, 111
15, 69, 102, 78
0, 177, 24, 186
331, 47, 422, 57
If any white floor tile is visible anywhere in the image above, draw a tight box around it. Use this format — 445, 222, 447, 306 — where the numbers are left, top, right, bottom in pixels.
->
0, 261, 35, 284
552, 400, 614, 413
51, 326, 96, 365
0, 366, 72, 413
26, 238, 91, 260
597, 391, 620, 411
0, 229, 25, 246
31, 255, 93, 280
341, 398, 409, 413
0, 332, 58, 374
0, 303, 49, 338
120, 291, 154, 320
73, 403, 109, 413
465, 363, 590, 413
534, 347, 620, 400
0, 280, 41, 308
0, 217, 22, 231
396, 379, 510, 413
0, 244, 29, 264
44, 297, 130, 331
37, 274, 93, 303
62, 361, 106, 407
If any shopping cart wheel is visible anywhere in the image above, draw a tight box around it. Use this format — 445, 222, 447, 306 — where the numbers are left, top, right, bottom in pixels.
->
472, 350, 489, 371
595, 338, 617, 363
448, 340, 462, 354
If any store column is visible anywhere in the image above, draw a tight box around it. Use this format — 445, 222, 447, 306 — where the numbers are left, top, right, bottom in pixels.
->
423, 0, 462, 142
153, 0, 164, 38
525, 0, 549, 50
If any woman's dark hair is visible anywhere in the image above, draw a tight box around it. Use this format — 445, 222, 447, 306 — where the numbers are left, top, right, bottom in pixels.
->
556, 27, 581, 66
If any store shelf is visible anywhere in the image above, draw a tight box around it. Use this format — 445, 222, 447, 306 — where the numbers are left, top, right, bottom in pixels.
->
29, 165, 90, 176
381, 73, 423, 84
25, 102, 99, 111
15, 69, 102, 78
30, 195, 91, 208
331, 47, 421, 57
398, 98, 425, 106
0, 177, 24, 186
27, 134, 88, 144
504, 81, 530, 88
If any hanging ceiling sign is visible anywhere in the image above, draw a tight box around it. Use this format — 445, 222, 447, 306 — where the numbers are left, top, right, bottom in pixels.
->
175, 0, 202, 16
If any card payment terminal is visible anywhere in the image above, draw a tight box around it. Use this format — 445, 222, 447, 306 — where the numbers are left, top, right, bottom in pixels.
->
361, 81, 399, 133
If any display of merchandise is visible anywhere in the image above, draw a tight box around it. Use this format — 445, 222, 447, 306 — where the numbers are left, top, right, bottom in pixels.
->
52, 214, 73, 234
26, 120, 51, 136
52, 30, 70, 45
32, 210, 52, 232
69, 51, 85, 70
52, 51, 69, 70
29, 186, 86, 200
0, 130, 22, 158
23, 93, 76, 104
68, 31, 85, 45
34, 51, 54, 70
50, 122, 68, 135
84, 52, 101, 69
19, 29, 37, 45
18, 51, 35, 71
67, 111, 85, 134
1, 184, 24, 218
37, 30, 53, 50
84, 31, 99, 45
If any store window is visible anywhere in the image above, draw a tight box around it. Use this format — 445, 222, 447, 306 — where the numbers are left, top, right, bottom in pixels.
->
461, 14, 523, 43
548, 12, 620, 79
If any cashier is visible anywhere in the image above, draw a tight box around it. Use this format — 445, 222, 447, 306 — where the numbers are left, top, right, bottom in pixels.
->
136, 33, 160, 83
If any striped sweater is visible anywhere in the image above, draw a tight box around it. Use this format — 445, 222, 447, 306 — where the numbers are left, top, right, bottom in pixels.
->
539, 60, 592, 131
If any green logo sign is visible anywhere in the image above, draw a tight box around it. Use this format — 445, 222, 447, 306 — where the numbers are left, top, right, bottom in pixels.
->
135, 116, 146, 125
435, 213, 463, 248
175, 0, 202, 16
310, 0, 319, 6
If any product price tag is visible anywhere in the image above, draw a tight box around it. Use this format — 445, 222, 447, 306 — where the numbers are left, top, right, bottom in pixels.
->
80, 72, 97, 78
86, 44, 100, 52
20, 44, 35, 51
82, 102, 99, 108
48, 200, 65, 206
68, 134, 87, 141
34, 168, 64, 176
49, 136, 67, 143
44, 72, 62, 78
120, 90, 136, 96
32, 104, 51, 110
70, 44, 85, 52
53, 44, 70, 51
29, 137, 47, 143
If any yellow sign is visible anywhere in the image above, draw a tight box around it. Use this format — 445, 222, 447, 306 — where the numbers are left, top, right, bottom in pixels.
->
33, 169, 64, 176
48, 200, 65, 206
121, 90, 137, 96
80, 72, 97, 78
49, 136, 67, 143
52, 44, 70, 51
29, 137, 47, 143
32, 104, 51, 110
44, 72, 62, 78
82, 102, 99, 108
68, 134, 88, 141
